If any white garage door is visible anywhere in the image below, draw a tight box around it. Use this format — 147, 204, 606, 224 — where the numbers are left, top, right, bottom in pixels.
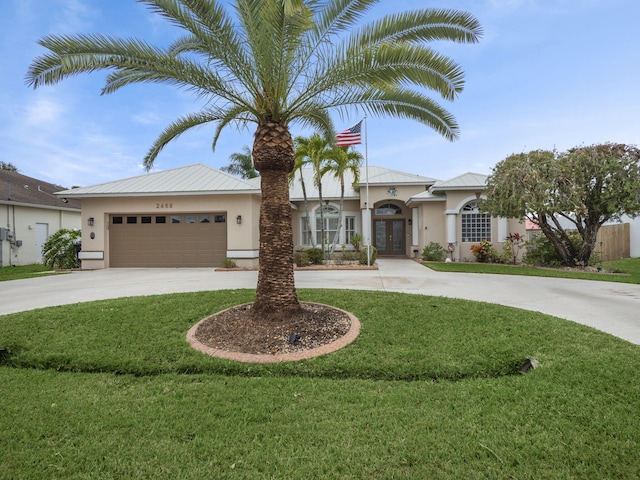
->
109, 213, 227, 267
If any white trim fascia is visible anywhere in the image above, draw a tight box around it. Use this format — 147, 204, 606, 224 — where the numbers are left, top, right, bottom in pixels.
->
55, 190, 260, 199
78, 251, 104, 260
406, 196, 446, 206
0, 200, 81, 212
226, 250, 259, 258
431, 185, 486, 193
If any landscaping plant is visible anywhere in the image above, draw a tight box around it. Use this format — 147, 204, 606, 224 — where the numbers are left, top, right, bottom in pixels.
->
421, 241, 446, 261
41, 228, 81, 269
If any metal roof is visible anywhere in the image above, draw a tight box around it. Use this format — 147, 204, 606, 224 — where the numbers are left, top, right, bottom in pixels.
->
407, 190, 446, 204
289, 165, 436, 201
57, 164, 261, 198
431, 172, 488, 192
362, 166, 438, 186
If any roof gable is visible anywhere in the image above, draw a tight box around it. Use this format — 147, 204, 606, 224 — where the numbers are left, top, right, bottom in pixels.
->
362, 166, 437, 186
289, 165, 437, 201
0, 170, 81, 209
431, 172, 488, 192
58, 164, 260, 197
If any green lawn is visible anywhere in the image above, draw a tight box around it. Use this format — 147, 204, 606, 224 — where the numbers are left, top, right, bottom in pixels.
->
0, 263, 61, 282
424, 257, 640, 284
2, 289, 639, 479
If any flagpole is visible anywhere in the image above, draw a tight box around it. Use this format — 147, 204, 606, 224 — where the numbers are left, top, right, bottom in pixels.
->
364, 114, 371, 266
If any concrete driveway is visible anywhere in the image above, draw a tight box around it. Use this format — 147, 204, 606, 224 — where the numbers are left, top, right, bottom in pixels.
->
2, 258, 639, 345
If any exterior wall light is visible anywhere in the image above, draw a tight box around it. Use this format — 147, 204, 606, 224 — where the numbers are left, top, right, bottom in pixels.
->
88, 217, 94, 226
236, 215, 242, 225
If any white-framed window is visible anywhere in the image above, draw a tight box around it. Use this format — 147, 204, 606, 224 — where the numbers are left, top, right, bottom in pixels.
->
301, 214, 314, 245
300, 207, 358, 246
316, 205, 340, 245
461, 201, 491, 242
345, 216, 356, 244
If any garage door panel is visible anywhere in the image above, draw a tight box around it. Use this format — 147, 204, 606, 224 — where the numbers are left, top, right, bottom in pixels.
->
109, 213, 227, 267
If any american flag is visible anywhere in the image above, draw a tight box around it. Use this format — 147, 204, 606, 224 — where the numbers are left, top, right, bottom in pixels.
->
336, 120, 362, 146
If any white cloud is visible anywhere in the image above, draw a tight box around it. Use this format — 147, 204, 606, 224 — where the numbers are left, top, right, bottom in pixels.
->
24, 93, 67, 127
52, 0, 97, 32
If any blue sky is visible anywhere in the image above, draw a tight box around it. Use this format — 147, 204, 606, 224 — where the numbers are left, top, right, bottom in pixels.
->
2, 0, 639, 188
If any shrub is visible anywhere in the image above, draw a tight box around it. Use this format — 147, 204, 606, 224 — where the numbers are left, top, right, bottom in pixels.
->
340, 249, 358, 262
222, 258, 237, 268
501, 232, 526, 264
470, 239, 497, 263
524, 232, 601, 267
359, 245, 377, 265
306, 247, 324, 265
349, 233, 362, 251
294, 250, 310, 267
421, 242, 446, 261
42, 229, 81, 269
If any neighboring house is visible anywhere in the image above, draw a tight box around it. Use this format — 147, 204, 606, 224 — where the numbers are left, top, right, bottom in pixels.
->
1, 170, 81, 267
57, 164, 526, 269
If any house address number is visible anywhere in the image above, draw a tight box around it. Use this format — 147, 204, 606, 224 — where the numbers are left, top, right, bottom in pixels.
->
156, 203, 173, 209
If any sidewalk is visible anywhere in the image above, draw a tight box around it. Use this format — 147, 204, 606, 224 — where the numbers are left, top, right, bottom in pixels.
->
2, 259, 639, 345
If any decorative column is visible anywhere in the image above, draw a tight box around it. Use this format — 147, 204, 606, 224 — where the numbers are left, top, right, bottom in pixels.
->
498, 217, 508, 242
411, 208, 419, 245
445, 211, 457, 244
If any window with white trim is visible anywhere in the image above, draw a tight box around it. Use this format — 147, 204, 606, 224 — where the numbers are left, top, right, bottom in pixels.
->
301, 213, 314, 245
461, 201, 491, 242
345, 216, 356, 244
316, 205, 340, 245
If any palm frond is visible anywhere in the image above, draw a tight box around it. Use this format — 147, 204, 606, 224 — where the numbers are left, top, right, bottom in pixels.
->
350, 8, 482, 48
327, 87, 460, 141
143, 110, 227, 170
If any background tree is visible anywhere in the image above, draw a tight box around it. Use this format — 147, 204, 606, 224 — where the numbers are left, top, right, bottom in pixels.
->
0, 162, 18, 171
221, 145, 258, 179
482, 143, 640, 267
27, 0, 481, 321
324, 146, 363, 256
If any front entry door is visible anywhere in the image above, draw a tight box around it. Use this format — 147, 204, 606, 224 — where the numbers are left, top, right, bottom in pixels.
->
375, 219, 405, 255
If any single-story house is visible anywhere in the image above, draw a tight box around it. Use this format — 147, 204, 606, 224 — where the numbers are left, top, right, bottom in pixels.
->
57, 163, 526, 269
1, 169, 81, 267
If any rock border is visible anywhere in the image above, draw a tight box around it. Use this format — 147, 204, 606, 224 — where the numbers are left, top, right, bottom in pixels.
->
186, 303, 361, 363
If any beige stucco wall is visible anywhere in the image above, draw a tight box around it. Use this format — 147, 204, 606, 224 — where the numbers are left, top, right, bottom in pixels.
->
78, 194, 260, 269
1, 203, 81, 267
416, 200, 447, 249
412, 191, 526, 262
359, 185, 427, 209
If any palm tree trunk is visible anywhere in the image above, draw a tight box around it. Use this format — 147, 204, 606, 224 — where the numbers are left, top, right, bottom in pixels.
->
252, 122, 301, 321
318, 181, 326, 260
329, 179, 345, 257
299, 173, 316, 248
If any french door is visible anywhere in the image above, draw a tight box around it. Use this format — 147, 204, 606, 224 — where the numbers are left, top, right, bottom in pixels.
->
374, 219, 405, 255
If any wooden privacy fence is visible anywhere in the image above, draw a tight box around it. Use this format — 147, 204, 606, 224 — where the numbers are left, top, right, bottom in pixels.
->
595, 223, 630, 262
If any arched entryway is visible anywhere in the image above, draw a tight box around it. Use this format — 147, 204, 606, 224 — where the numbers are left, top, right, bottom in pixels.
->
373, 202, 406, 256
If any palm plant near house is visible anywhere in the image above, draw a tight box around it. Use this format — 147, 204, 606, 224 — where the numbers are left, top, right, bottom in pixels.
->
26, 0, 481, 322
290, 151, 316, 248
294, 134, 334, 258
221, 145, 258, 179
324, 146, 363, 256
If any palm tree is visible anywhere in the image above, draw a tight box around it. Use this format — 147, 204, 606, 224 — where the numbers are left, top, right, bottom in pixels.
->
294, 134, 334, 258
221, 145, 259, 179
324, 146, 363, 256
26, 0, 482, 322
289, 152, 316, 248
